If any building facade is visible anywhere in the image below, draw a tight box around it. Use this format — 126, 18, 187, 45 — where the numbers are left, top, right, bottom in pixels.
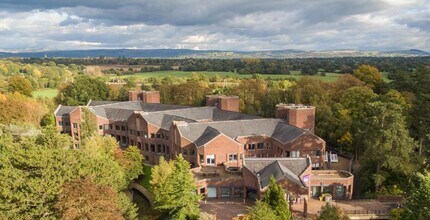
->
54, 91, 353, 200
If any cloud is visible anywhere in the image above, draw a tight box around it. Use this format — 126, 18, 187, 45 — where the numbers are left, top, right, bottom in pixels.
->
0, 0, 429, 51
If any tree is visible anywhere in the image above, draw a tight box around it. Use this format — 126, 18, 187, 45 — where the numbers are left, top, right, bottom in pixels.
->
262, 176, 291, 220
56, 75, 109, 105
248, 201, 279, 220
151, 155, 200, 219
0, 92, 48, 126
80, 107, 98, 141
8, 75, 34, 97
357, 101, 416, 192
353, 64, 383, 89
402, 171, 430, 220
317, 203, 349, 220
0, 133, 139, 220
55, 178, 125, 220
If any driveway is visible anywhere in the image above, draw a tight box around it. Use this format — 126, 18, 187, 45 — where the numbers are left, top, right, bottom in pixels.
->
200, 199, 253, 220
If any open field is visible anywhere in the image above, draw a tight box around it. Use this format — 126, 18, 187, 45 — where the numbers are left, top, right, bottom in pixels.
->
33, 88, 58, 99
110, 70, 343, 82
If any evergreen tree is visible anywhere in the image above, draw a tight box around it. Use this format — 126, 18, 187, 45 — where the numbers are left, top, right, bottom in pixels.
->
151, 155, 200, 219
248, 201, 279, 220
262, 176, 291, 220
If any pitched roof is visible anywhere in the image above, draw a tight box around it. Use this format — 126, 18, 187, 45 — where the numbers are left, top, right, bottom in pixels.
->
177, 119, 307, 145
87, 100, 122, 106
244, 158, 309, 188
194, 127, 221, 146
54, 106, 77, 117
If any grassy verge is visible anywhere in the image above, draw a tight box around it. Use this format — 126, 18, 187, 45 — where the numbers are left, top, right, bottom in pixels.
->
137, 164, 153, 191
33, 88, 58, 99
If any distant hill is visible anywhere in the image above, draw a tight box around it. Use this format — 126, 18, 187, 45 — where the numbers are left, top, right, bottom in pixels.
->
0, 48, 429, 59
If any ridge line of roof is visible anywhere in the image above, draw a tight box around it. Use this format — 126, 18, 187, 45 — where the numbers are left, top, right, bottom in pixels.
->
180, 118, 283, 125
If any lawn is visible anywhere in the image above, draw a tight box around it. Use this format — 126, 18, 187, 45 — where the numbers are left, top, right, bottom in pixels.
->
110, 70, 342, 82
33, 88, 58, 99
137, 164, 153, 191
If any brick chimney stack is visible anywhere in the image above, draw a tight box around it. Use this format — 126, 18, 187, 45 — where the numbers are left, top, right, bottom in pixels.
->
128, 90, 160, 103
275, 103, 316, 132
206, 95, 240, 112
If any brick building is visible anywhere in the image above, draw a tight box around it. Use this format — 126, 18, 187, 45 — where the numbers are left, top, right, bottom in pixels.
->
54, 92, 353, 200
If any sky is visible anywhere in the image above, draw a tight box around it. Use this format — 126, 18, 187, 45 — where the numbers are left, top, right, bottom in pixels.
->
0, 0, 429, 52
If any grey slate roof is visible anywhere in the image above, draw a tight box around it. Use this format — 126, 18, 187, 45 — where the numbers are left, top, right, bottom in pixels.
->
177, 119, 307, 145
194, 127, 221, 146
87, 101, 189, 119
244, 158, 309, 188
140, 106, 262, 130
87, 100, 122, 106
55, 106, 77, 117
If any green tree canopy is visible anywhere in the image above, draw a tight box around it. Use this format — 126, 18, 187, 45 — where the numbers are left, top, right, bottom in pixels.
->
353, 64, 383, 89
402, 171, 430, 220
357, 101, 416, 192
7, 75, 34, 97
317, 202, 349, 220
56, 75, 109, 105
262, 176, 291, 220
151, 155, 200, 219
248, 200, 279, 220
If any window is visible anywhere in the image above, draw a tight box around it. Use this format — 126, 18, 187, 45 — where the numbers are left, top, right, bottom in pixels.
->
248, 144, 255, 150
137, 142, 142, 150
199, 154, 204, 163
73, 123, 78, 129
183, 149, 188, 155
150, 133, 155, 138
313, 150, 321, 156
58, 121, 63, 126
206, 155, 215, 165
145, 155, 149, 161
121, 126, 126, 131
144, 143, 149, 151
157, 144, 161, 152
74, 133, 79, 140
137, 131, 141, 137
165, 135, 169, 141
312, 163, 320, 169
115, 126, 120, 130
190, 149, 195, 155
109, 124, 113, 130
99, 125, 103, 130
130, 140, 134, 146
257, 143, 264, 150
65, 122, 70, 126
267, 143, 272, 150
156, 133, 161, 139
121, 136, 127, 144
116, 135, 121, 141
229, 154, 238, 161
150, 144, 155, 152
221, 187, 231, 198
129, 129, 134, 135
291, 151, 300, 158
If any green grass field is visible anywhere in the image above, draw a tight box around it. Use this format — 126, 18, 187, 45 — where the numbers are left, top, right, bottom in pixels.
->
110, 70, 343, 82
33, 88, 58, 99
